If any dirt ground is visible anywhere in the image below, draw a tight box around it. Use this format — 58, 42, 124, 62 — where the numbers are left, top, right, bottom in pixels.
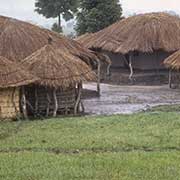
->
83, 83, 180, 115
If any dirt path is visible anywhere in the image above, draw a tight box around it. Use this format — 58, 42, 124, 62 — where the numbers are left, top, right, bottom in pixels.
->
83, 83, 180, 115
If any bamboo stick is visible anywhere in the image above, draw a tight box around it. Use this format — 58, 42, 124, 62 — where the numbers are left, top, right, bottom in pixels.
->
97, 60, 101, 96
21, 86, 28, 120
46, 91, 51, 117
169, 69, 172, 89
74, 83, 82, 115
53, 89, 58, 117
129, 53, 134, 83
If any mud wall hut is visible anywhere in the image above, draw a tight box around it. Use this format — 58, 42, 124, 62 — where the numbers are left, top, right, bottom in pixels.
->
0, 56, 37, 119
77, 13, 180, 84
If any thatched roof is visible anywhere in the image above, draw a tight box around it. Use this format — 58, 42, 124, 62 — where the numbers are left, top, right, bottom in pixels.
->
0, 56, 37, 88
164, 50, 180, 70
80, 12, 180, 54
76, 33, 111, 65
76, 33, 94, 47
22, 44, 96, 88
0, 15, 98, 64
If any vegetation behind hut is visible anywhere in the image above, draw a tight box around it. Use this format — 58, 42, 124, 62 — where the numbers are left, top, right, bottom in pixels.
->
35, 0, 79, 32
76, 0, 123, 35
80, 12, 180, 54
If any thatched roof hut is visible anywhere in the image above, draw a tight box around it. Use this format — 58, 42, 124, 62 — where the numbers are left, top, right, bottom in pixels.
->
22, 44, 96, 117
0, 56, 37, 119
81, 12, 180, 54
0, 15, 98, 65
22, 44, 96, 88
77, 13, 180, 84
0, 56, 37, 88
164, 50, 180, 88
164, 50, 180, 70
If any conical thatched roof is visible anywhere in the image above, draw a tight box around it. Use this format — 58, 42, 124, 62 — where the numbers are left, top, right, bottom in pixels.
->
164, 50, 180, 70
0, 15, 98, 64
76, 33, 94, 46
22, 44, 96, 88
81, 12, 180, 54
0, 56, 37, 88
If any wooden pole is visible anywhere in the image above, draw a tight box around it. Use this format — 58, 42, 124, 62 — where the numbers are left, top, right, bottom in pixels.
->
53, 89, 58, 117
97, 60, 101, 96
35, 86, 38, 116
169, 69, 172, 89
74, 83, 82, 115
46, 90, 51, 117
21, 86, 28, 120
11, 87, 19, 117
129, 53, 134, 83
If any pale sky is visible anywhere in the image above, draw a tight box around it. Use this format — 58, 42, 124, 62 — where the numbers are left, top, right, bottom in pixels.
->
0, 0, 180, 29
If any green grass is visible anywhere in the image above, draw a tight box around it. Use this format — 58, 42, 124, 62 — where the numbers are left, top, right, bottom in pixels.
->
1, 111, 180, 179
150, 104, 180, 112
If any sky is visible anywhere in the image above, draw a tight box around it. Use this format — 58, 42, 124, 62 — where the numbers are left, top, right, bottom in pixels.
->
0, 0, 180, 31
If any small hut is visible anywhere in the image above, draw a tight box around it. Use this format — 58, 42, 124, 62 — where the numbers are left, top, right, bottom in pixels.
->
22, 44, 96, 117
0, 56, 37, 119
78, 13, 180, 84
164, 50, 180, 88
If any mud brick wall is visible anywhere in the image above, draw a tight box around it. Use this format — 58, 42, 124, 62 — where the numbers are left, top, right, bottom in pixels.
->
0, 88, 20, 119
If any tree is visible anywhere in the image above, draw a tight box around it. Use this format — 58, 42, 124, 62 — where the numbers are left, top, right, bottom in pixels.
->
51, 23, 63, 33
35, 0, 78, 31
76, 0, 123, 35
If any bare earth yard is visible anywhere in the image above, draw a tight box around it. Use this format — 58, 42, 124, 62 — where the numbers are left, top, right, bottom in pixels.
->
83, 83, 180, 115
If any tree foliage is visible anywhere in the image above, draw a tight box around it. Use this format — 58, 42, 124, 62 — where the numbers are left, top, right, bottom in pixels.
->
35, 0, 78, 30
76, 0, 123, 35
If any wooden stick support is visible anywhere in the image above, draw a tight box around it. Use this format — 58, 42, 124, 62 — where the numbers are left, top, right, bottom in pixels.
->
21, 86, 28, 120
53, 89, 58, 117
74, 83, 82, 115
35, 87, 38, 116
11, 87, 18, 117
169, 69, 172, 89
97, 60, 101, 96
46, 91, 51, 117
129, 53, 134, 83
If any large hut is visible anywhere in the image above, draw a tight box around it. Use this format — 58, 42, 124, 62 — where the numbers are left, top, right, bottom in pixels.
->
0, 15, 98, 65
21, 43, 96, 117
78, 13, 180, 84
0, 56, 37, 119
0, 15, 99, 117
164, 50, 180, 88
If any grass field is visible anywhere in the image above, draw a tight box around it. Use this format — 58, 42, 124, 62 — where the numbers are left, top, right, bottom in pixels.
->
1, 106, 180, 179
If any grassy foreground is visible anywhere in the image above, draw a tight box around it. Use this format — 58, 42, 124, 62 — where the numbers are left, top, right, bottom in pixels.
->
1, 108, 180, 179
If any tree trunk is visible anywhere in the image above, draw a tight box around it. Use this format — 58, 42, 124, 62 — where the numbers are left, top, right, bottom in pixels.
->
53, 89, 58, 117
58, 14, 61, 29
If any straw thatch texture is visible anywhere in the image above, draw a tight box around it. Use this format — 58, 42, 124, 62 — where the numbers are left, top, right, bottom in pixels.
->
81, 13, 180, 54
164, 50, 180, 70
22, 44, 96, 88
0, 88, 20, 119
0, 15, 98, 64
0, 56, 37, 88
